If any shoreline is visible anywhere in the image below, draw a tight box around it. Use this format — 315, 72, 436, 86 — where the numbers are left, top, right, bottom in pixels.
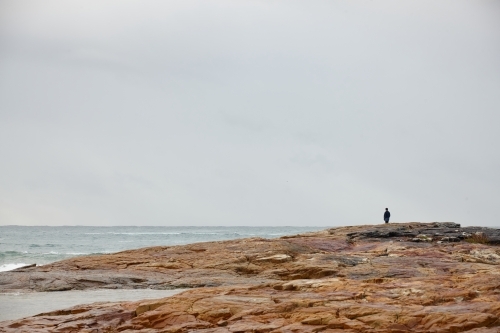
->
0, 226, 324, 273
1, 222, 500, 332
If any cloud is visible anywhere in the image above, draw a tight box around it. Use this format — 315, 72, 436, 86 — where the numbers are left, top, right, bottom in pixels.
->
1, 0, 499, 226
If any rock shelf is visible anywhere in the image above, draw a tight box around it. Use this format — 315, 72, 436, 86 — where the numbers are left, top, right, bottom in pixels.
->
1, 222, 500, 332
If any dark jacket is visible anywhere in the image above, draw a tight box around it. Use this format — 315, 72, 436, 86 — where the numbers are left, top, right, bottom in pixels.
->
384, 211, 390, 219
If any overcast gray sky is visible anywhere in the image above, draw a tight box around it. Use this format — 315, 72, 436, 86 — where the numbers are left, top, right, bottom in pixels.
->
1, 0, 499, 227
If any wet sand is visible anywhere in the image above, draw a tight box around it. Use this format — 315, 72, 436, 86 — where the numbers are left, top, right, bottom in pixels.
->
0, 288, 186, 322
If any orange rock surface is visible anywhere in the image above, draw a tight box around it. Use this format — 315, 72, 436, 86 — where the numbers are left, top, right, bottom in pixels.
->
1, 222, 500, 332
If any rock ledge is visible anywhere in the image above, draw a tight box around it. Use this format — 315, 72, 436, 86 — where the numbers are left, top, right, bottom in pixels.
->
1, 222, 500, 332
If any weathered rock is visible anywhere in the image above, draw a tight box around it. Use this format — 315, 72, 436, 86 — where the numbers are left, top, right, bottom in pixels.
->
440, 236, 460, 242
1, 222, 500, 332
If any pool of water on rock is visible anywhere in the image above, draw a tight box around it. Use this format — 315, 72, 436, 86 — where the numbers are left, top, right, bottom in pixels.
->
0, 288, 187, 322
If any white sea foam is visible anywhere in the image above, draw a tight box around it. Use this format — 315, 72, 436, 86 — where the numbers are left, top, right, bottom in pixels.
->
110, 232, 183, 235
0, 263, 29, 272
86, 232, 184, 235
38, 251, 89, 255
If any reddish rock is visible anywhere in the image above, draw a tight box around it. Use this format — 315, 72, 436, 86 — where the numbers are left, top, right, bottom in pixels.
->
1, 222, 500, 332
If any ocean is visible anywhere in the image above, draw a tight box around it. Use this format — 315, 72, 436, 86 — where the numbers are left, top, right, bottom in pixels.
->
0, 226, 324, 272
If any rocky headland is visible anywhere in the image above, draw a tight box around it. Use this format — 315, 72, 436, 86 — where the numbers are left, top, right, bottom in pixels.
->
1, 222, 500, 332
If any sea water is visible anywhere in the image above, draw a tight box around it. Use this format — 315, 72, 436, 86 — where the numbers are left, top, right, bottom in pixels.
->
0, 226, 323, 272
0, 226, 324, 321
0, 224, 493, 322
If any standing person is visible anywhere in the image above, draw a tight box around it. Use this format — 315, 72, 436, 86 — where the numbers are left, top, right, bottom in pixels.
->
384, 208, 390, 223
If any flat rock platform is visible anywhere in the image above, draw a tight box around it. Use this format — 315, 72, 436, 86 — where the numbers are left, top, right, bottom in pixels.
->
1, 222, 500, 332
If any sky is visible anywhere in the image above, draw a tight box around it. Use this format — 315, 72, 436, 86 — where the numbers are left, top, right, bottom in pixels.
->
0, 0, 499, 227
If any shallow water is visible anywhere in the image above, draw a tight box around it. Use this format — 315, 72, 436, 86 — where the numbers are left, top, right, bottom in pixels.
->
0, 288, 187, 322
